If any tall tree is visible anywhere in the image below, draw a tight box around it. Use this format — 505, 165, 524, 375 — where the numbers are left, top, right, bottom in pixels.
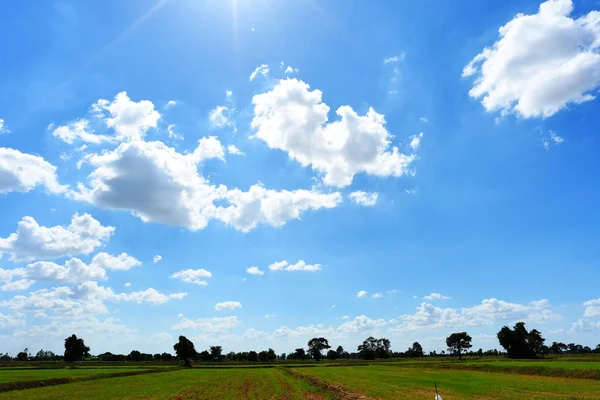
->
248, 351, 258, 362
210, 346, 223, 360
407, 342, 423, 358
64, 335, 90, 362
294, 348, 306, 360
307, 337, 331, 361
446, 332, 473, 360
173, 335, 197, 367
336, 346, 344, 358
497, 322, 545, 359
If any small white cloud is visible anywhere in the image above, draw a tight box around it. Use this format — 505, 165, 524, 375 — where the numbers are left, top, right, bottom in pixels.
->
349, 191, 379, 206
268, 260, 321, 272
246, 266, 264, 276
383, 56, 399, 64
357, 290, 368, 298
0, 119, 9, 134
419, 117, 428, 123
409, 132, 423, 151
542, 131, 565, 150
264, 314, 276, 318
208, 106, 234, 130
386, 289, 398, 294
269, 260, 288, 271
90, 252, 141, 271
372, 293, 383, 299
170, 269, 212, 285
249, 64, 269, 81
215, 301, 242, 311
423, 292, 450, 300
405, 189, 417, 195
226, 90, 233, 98
124, 282, 131, 287
166, 100, 177, 108
284, 66, 299, 74
0, 148, 67, 194
1, 279, 35, 291
153, 255, 162, 264
227, 145, 245, 156
331, 304, 336, 308
167, 124, 183, 140
341, 315, 350, 320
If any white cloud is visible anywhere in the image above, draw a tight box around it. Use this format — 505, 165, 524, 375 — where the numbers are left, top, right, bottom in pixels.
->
172, 316, 240, 332
227, 145, 245, 156
391, 298, 560, 334
92, 92, 160, 141
215, 301, 242, 311
372, 293, 383, 299
463, 0, 600, 118
267, 260, 321, 272
166, 124, 183, 140
249, 64, 269, 81
153, 255, 162, 264
0, 214, 114, 262
0, 148, 67, 194
264, 314, 276, 318
52, 119, 113, 144
71, 140, 341, 232
419, 117, 428, 123
284, 66, 299, 74
124, 282, 131, 287
357, 290, 368, 298
166, 100, 177, 108
208, 106, 234, 130
0, 312, 25, 329
570, 319, 600, 332
21, 258, 107, 283
349, 191, 378, 206
423, 293, 450, 300
583, 298, 600, 318
337, 315, 387, 333
340, 315, 350, 320
226, 90, 233, 98
409, 132, 423, 151
386, 289, 398, 294
170, 269, 212, 285
246, 266, 264, 276
90, 252, 141, 271
114, 288, 187, 304
542, 131, 565, 149
1, 279, 35, 291
251, 78, 417, 187
0, 119, 9, 134
383, 56, 399, 64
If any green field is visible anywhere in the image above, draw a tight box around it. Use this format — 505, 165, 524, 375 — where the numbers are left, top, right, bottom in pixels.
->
1, 360, 600, 399
294, 364, 600, 399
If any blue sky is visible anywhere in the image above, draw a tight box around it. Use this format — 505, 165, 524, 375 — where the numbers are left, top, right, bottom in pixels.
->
1, 0, 600, 356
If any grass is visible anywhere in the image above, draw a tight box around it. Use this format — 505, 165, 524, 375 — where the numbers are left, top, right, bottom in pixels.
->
0, 367, 162, 384
294, 364, 600, 399
0, 368, 328, 400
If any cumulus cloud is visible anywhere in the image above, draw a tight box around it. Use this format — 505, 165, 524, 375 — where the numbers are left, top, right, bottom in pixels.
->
1, 279, 35, 291
170, 269, 212, 285
166, 100, 177, 108
71, 140, 341, 232
215, 301, 242, 311
0, 148, 67, 194
52, 119, 113, 144
227, 145, 245, 156
583, 298, 600, 318
357, 290, 368, 298
542, 131, 565, 149
114, 288, 187, 304
92, 91, 160, 141
409, 132, 423, 151
349, 191, 378, 206
423, 293, 450, 300
153, 255, 162, 264
246, 266, 264, 276
267, 260, 322, 272
0, 119, 9, 134
20, 257, 107, 283
0, 312, 25, 329
208, 106, 235, 130
390, 298, 560, 333
463, 0, 600, 118
172, 315, 240, 332
249, 64, 269, 81
0, 214, 114, 262
251, 78, 417, 187
89, 252, 141, 271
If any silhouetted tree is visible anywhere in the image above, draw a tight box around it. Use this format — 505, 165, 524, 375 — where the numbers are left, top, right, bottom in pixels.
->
336, 346, 344, 358
258, 350, 269, 362
358, 337, 391, 359
267, 348, 276, 361
248, 351, 258, 362
407, 342, 423, 358
173, 335, 196, 367
128, 350, 142, 361
446, 332, 473, 360
210, 346, 223, 360
307, 337, 331, 361
64, 335, 90, 362
294, 348, 306, 360
326, 349, 338, 360
17, 350, 28, 361
199, 350, 211, 361
497, 322, 545, 359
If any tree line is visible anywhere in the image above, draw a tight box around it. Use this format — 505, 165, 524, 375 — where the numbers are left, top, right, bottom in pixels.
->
3, 322, 599, 364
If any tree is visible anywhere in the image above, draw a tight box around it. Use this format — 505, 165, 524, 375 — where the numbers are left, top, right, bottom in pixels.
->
64, 335, 90, 362
267, 348, 277, 361
549, 342, 567, 354
376, 338, 391, 358
128, 350, 142, 361
336, 346, 344, 358
248, 351, 258, 362
258, 351, 269, 362
326, 349, 338, 360
294, 348, 306, 360
210, 346, 223, 361
307, 337, 331, 361
173, 335, 196, 367
407, 342, 423, 358
446, 332, 473, 360
497, 322, 545, 359
17, 350, 28, 361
